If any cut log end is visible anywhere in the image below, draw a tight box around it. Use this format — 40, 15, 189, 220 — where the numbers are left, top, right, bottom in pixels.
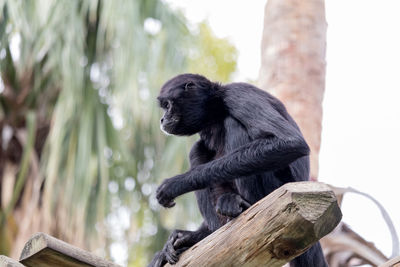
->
165, 181, 342, 267
19, 232, 121, 267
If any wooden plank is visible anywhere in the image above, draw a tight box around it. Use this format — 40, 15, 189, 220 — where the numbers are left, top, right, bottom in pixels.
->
166, 181, 342, 267
0, 256, 25, 267
379, 256, 400, 267
19, 233, 121, 267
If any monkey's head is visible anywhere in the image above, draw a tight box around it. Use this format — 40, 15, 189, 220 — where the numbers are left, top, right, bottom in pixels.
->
157, 74, 226, 136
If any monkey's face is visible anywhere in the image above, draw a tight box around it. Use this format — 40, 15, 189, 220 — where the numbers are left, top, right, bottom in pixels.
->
157, 74, 218, 136
158, 97, 181, 135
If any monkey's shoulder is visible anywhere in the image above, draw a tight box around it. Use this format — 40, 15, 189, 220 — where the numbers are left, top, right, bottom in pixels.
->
223, 83, 302, 140
223, 82, 276, 103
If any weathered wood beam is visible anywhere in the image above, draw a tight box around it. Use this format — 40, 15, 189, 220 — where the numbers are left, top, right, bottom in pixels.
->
379, 256, 400, 267
166, 181, 342, 267
19, 233, 121, 267
0, 256, 25, 267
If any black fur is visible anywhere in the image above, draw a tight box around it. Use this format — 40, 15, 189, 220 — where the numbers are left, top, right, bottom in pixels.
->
150, 74, 327, 267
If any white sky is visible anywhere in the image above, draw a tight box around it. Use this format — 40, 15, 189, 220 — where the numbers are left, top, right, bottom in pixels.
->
165, 0, 400, 258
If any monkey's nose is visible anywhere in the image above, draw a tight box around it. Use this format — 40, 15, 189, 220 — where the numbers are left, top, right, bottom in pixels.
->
160, 118, 164, 124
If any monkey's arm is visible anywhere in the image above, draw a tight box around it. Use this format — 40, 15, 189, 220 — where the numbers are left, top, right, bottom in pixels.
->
194, 136, 310, 184
156, 136, 309, 207
149, 141, 213, 267
189, 139, 214, 167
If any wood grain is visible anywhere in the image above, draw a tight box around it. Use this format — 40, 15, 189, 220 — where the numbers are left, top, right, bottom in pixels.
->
166, 181, 342, 267
19, 233, 121, 267
379, 256, 400, 267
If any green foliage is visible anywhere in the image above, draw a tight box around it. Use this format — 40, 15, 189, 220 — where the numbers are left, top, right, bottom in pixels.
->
0, 0, 236, 265
189, 22, 237, 83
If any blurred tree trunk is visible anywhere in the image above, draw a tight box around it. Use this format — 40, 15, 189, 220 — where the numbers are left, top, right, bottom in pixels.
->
258, 0, 326, 180
258, 1, 394, 266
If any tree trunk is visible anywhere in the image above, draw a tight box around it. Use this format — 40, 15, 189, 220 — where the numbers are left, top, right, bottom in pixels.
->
258, 2, 393, 266
258, 0, 327, 180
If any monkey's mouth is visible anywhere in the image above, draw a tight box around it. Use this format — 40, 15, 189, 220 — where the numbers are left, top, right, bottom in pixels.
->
160, 119, 179, 135
160, 123, 173, 136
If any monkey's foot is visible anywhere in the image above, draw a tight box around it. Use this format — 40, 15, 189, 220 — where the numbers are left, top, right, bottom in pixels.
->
216, 193, 251, 217
148, 251, 167, 267
164, 230, 195, 264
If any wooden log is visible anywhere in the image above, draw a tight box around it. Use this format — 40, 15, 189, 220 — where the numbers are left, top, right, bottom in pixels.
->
0, 256, 25, 267
166, 181, 342, 267
19, 233, 121, 267
379, 256, 400, 267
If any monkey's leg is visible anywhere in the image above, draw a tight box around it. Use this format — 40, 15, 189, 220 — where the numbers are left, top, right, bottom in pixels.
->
148, 251, 167, 267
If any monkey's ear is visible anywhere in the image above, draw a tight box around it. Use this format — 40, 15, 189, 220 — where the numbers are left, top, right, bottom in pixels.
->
184, 81, 194, 91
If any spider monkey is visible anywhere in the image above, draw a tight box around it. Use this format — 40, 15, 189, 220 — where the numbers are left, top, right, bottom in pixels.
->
149, 74, 327, 267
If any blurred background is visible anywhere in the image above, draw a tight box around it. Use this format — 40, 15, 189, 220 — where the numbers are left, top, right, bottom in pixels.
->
0, 0, 399, 266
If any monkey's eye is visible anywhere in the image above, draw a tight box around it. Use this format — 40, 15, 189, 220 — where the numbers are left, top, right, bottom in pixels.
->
184, 82, 194, 91
160, 100, 170, 110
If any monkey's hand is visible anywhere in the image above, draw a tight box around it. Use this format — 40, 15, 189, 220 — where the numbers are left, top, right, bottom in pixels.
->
156, 174, 190, 208
216, 193, 251, 218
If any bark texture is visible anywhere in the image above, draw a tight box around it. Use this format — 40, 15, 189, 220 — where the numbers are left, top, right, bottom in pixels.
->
19, 233, 121, 267
166, 182, 341, 267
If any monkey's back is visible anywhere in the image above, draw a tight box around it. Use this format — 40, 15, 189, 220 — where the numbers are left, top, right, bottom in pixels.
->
223, 116, 310, 204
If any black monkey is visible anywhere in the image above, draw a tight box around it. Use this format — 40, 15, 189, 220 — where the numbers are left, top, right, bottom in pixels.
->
149, 74, 327, 267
